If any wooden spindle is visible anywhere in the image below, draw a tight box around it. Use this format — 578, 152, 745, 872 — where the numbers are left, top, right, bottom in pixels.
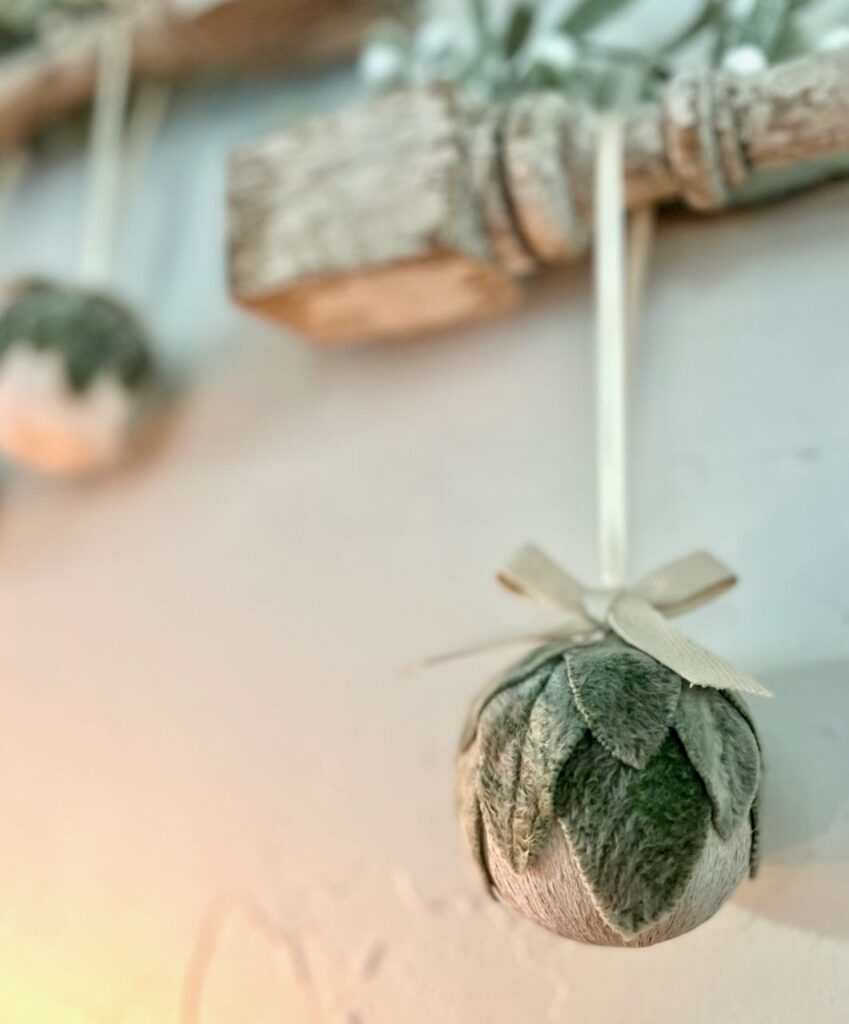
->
228, 48, 849, 342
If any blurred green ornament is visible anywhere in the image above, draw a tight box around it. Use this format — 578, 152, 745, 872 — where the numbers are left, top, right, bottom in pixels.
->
0, 279, 158, 477
0, 0, 103, 39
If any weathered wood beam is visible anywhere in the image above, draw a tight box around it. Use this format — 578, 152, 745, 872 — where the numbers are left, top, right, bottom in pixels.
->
228, 48, 849, 343
0, 0, 405, 148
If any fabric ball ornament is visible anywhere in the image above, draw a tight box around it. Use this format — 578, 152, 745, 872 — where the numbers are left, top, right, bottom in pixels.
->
456, 636, 761, 946
0, 280, 157, 477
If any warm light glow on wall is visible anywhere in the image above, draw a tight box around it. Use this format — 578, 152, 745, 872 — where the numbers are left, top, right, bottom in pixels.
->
0, 689, 230, 1022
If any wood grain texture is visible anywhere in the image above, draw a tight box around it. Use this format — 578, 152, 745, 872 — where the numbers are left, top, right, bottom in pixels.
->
229, 85, 520, 342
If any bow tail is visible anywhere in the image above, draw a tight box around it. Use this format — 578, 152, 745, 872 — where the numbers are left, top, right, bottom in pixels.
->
609, 594, 773, 698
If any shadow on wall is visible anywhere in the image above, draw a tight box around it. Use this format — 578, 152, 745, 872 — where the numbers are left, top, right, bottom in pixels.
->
733, 658, 849, 940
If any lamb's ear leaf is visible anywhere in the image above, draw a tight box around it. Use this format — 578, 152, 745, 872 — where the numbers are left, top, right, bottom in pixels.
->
456, 747, 495, 895
566, 642, 682, 769
510, 660, 587, 871
725, 690, 762, 876
458, 642, 569, 752
557, 733, 711, 937
476, 670, 550, 870
749, 786, 762, 878
674, 685, 761, 841
719, 689, 762, 751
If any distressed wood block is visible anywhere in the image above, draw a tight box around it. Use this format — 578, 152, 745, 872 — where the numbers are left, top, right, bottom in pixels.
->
228, 49, 849, 343
228, 86, 522, 343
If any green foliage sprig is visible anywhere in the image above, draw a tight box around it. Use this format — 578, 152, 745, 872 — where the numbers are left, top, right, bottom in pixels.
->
360, 0, 839, 108
0, 0, 105, 53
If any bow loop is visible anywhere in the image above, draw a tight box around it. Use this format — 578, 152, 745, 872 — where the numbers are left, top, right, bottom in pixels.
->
495, 545, 771, 699
497, 545, 589, 618
633, 551, 737, 617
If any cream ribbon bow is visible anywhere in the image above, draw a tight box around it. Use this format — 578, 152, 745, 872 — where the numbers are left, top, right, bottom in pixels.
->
494, 545, 771, 698
421, 546, 770, 699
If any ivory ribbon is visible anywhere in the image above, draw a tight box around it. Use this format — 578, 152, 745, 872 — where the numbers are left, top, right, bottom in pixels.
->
595, 114, 628, 588
496, 544, 771, 698
417, 545, 770, 698
417, 121, 768, 701
80, 15, 134, 286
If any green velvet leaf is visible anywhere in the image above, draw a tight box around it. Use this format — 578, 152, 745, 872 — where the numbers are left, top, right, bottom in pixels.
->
457, 642, 571, 753
477, 670, 549, 869
749, 786, 762, 879
565, 640, 682, 769
557, 733, 711, 937
720, 689, 761, 750
456, 753, 495, 894
674, 685, 761, 841
475, 659, 586, 873
510, 661, 587, 871
716, 686, 763, 872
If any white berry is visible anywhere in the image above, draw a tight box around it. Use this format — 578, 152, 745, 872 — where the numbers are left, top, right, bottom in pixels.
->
818, 25, 849, 53
723, 44, 768, 74
413, 18, 473, 78
358, 40, 407, 90
521, 31, 579, 75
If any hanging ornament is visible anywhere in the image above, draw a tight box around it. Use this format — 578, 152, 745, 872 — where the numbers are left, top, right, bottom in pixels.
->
0, 278, 156, 477
446, 117, 768, 946
0, 16, 167, 478
455, 549, 765, 946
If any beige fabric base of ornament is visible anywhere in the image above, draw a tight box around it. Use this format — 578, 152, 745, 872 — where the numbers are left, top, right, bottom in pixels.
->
0, 346, 136, 477
490, 821, 751, 947
457, 745, 752, 947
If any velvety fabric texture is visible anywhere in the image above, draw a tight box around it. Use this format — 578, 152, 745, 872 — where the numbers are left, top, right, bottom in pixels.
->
0, 280, 155, 394
674, 684, 761, 841
486, 805, 752, 947
717, 687, 762, 878
565, 642, 681, 770
457, 636, 762, 941
556, 732, 712, 935
477, 662, 586, 873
